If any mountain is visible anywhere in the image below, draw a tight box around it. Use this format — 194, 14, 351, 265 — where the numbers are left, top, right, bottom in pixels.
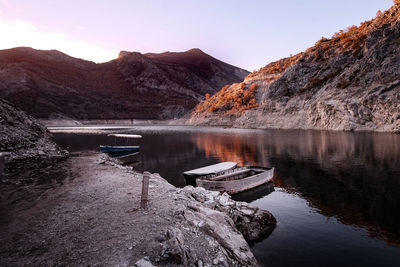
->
0, 47, 248, 120
190, 3, 400, 133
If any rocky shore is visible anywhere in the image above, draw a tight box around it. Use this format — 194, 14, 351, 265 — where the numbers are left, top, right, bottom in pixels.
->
0, 152, 276, 266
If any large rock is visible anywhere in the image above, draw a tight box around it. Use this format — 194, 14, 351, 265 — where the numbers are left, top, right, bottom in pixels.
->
184, 187, 277, 242
154, 186, 276, 266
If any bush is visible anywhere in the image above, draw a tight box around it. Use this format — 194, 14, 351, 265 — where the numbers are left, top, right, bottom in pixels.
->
194, 82, 259, 116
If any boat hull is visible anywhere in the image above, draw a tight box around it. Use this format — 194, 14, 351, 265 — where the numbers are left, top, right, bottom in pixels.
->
99, 145, 140, 154
196, 167, 274, 194
107, 150, 140, 158
183, 162, 237, 186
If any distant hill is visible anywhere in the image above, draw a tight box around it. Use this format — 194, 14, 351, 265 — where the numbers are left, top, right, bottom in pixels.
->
0, 47, 248, 120
190, 3, 400, 133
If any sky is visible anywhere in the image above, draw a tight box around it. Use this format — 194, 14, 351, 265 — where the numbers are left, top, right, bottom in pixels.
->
0, 0, 394, 71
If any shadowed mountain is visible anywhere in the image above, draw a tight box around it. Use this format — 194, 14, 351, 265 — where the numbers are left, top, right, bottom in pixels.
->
0, 47, 248, 120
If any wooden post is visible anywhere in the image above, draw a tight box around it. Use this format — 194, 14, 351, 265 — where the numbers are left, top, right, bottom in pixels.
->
141, 171, 150, 209
0, 153, 5, 179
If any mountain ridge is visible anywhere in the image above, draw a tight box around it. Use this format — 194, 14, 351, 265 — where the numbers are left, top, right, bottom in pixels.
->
0, 47, 249, 120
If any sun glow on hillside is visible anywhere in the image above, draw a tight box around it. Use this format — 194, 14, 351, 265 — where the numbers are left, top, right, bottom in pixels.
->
0, 18, 117, 62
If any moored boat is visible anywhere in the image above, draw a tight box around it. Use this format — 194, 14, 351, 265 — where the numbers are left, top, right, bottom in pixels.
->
107, 134, 142, 139
196, 166, 274, 194
183, 162, 237, 186
99, 145, 140, 154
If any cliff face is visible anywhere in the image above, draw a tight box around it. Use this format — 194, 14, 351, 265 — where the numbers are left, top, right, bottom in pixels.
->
190, 4, 400, 132
0, 48, 248, 120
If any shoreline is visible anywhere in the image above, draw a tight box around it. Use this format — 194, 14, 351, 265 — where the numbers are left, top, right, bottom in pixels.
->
0, 152, 276, 266
41, 118, 187, 127
41, 118, 400, 134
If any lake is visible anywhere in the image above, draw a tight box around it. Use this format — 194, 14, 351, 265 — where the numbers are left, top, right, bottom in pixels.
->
53, 126, 400, 267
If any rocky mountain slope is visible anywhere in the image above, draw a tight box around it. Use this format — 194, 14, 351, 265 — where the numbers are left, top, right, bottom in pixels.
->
0, 99, 66, 163
190, 3, 400, 133
0, 99, 67, 186
0, 48, 248, 120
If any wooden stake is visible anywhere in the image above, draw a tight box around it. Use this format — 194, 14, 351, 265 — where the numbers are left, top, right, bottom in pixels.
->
0, 153, 5, 179
141, 171, 150, 209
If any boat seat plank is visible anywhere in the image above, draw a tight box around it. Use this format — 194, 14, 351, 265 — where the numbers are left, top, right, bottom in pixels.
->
207, 168, 252, 181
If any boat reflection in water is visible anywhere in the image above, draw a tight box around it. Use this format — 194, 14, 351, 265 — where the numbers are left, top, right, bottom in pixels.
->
231, 181, 275, 202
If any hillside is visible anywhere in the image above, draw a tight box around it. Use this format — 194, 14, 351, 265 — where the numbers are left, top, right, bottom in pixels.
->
0, 99, 67, 186
0, 99, 65, 161
190, 3, 400, 132
0, 48, 248, 120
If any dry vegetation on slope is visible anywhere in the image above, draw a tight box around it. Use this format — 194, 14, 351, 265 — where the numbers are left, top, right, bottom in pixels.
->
194, 82, 259, 115
190, 2, 400, 132
190, 53, 302, 125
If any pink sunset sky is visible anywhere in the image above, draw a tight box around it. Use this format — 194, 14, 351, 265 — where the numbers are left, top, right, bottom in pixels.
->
0, 0, 393, 71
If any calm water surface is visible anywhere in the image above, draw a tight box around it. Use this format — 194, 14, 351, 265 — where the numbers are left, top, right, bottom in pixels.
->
53, 126, 400, 267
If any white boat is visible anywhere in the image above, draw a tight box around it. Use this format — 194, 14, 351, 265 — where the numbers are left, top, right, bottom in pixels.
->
183, 162, 237, 185
196, 166, 274, 195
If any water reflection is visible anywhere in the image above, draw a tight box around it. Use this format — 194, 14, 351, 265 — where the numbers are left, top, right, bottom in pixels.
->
53, 127, 400, 249
190, 129, 400, 247
231, 182, 275, 203
190, 132, 259, 166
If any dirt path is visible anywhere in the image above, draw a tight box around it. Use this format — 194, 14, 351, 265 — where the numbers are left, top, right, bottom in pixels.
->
1, 152, 275, 266
1, 152, 178, 266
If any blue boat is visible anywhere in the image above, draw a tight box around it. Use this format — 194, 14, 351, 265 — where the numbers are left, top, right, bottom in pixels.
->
99, 145, 140, 154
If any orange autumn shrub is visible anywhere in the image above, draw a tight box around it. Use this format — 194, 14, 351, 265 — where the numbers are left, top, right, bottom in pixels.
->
313, 3, 400, 57
194, 82, 259, 115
